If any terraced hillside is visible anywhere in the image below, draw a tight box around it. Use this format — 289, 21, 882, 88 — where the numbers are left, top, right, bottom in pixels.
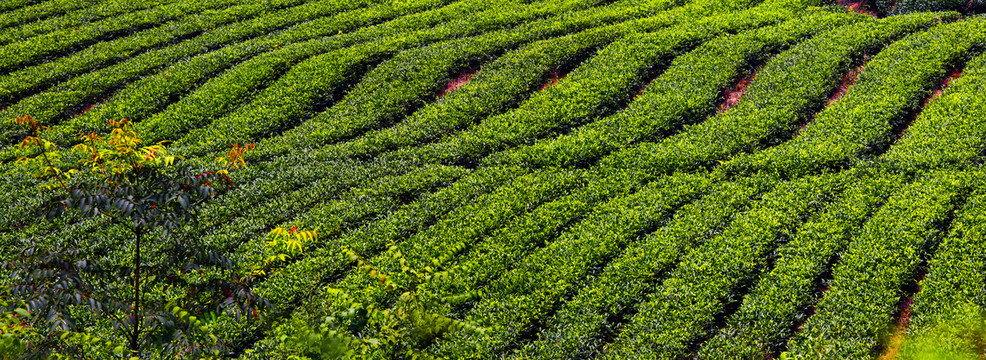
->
2, 0, 986, 358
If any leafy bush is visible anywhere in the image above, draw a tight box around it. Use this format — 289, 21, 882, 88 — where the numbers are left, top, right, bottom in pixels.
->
4, 117, 265, 358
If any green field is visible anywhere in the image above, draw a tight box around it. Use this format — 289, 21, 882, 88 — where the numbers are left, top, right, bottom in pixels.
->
2, 0, 986, 358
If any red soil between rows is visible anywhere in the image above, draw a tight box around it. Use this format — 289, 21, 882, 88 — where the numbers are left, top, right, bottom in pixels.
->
836, 0, 879, 17
876, 269, 928, 360
896, 66, 964, 139
540, 69, 566, 91
717, 71, 758, 114
793, 61, 867, 134
73, 103, 98, 117
436, 70, 477, 99
924, 67, 963, 107
827, 63, 866, 106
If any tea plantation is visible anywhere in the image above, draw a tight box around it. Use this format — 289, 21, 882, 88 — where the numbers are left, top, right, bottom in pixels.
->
1, 0, 985, 358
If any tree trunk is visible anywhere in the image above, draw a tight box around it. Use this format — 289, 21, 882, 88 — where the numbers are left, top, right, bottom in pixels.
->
130, 227, 142, 352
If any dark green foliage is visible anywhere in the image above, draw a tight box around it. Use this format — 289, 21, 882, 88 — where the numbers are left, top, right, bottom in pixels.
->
5, 122, 266, 358
876, 0, 973, 15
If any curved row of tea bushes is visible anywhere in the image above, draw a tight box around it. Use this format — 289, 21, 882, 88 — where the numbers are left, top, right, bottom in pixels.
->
313, 22, 637, 161
261, 0, 757, 157
420, 172, 646, 314
233, 167, 524, 355
512, 176, 775, 359
880, 52, 986, 174
0, 0, 493, 225
0, 0, 41, 13
160, 0, 600, 154
0, 0, 177, 46
172, 0, 689, 156
698, 173, 903, 359
327, 169, 587, 305
38, 0, 396, 142
875, 0, 973, 15
485, 9, 863, 169
0, 0, 100, 33
0, 0, 381, 145
598, 11, 957, 175
600, 174, 845, 360
785, 170, 975, 359
723, 17, 986, 179
126, 0, 492, 146
389, 0, 804, 167
425, 173, 711, 359
0, 0, 242, 73
900, 187, 986, 359
245, 168, 582, 352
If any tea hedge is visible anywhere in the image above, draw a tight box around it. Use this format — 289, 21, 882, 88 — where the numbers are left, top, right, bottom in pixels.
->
0, 0, 178, 46
902, 186, 986, 358
513, 175, 776, 359
785, 170, 974, 359
485, 9, 864, 169
698, 172, 904, 359
389, 0, 810, 167
723, 16, 986, 179
880, 51, 986, 173
598, 11, 956, 175
3, 0, 986, 358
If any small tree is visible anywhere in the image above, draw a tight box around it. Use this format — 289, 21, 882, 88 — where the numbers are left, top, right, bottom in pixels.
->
5, 116, 264, 358
282, 245, 483, 359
